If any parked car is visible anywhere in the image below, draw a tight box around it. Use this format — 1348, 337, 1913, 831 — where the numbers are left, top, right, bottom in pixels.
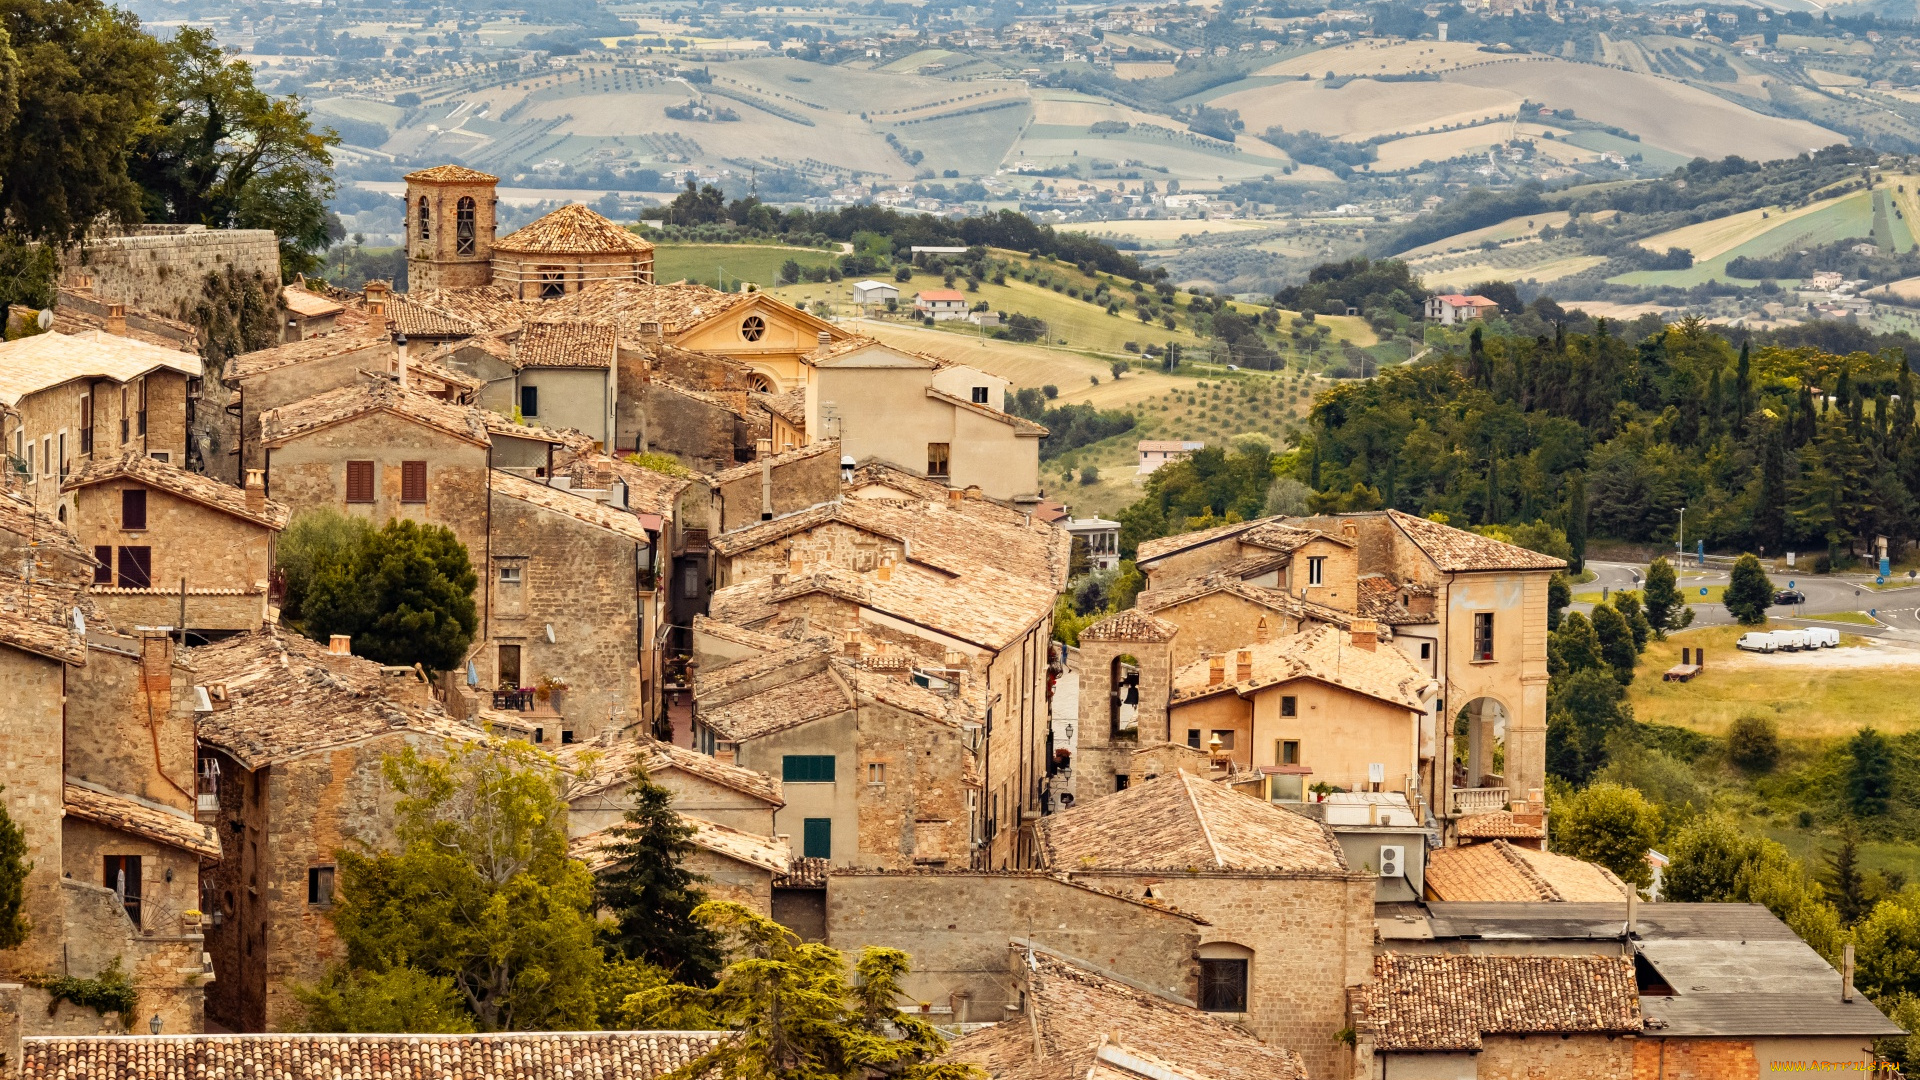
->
1803, 626, 1841, 648
1774, 588, 1806, 605
1737, 631, 1777, 653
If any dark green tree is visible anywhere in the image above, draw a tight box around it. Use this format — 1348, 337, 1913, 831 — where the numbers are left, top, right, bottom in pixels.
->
303, 519, 478, 672
1726, 713, 1779, 773
1551, 782, 1659, 889
1724, 553, 1773, 626
295, 965, 476, 1034
595, 773, 725, 986
1566, 472, 1587, 575
1611, 591, 1651, 652
131, 28, 340, 276
1847, 726, 1895, 818
1548, 610, 1603, 677
1546, 666, 1631, 783
1547, 572, 1570, 632
0, 784, 29, 950
1590, 602, 1637, 684
1642, 557, 1681, 639
1754, 423, 1788, 555
1822, 825, 1876, 926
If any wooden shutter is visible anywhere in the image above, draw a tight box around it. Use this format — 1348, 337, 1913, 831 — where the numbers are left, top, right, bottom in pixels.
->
92, 546, 112, 585
117, 546, 151, 589
121, 488, 147, 530
401, 460, 427, 504
345, 460, 375, 504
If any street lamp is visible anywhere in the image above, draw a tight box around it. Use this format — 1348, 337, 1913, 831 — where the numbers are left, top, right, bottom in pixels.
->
1677, 506, 1686, 561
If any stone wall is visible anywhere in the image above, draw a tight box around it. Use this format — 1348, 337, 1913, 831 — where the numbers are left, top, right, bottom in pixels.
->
714, 449, 839, 534
1071, 632, 1173, 803
234, 342, 394, 476
683, 849, 774, 916
63, 230, 281, 320
3, 369, 191, 519
0, 648, 71, 976
70, 483, 273, 632
639, 383, 759, 475
725, 521, 908, 589
1152, 591, 1295, 672
569, 767, 777, 837
824, 871, 1201, 1022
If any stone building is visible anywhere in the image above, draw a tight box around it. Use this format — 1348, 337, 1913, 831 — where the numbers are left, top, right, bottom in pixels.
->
1064, 609, 1178, 804
259, 380, 495, 608
1035, 771, 1377, 1080
551, 282, 850, 393
1128, 509, 1564, 824
803, 339, 1045, 505
1135, 573, 1351, 671
402, 165, 502, 293
707, 556, 1055, 869
440, 319, 619, 448
940, 949, 1310, 1080
709, 441, 841, 534
0, 331, 202, 517
63, 454, 288, 635
638, 379, 770, 474
558, 736, 782, 837
281, 285, 346, 342
571, 817, 788, 917
469, 470, 662, 744
0, 574, 216, 1036
189, 628, 478, 1032
689, 635, 978, 870
490, 205, 657, 301
0, 489, 104, 585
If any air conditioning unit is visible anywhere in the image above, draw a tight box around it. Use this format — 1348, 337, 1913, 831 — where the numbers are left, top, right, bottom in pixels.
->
1379, 845, 1404, 878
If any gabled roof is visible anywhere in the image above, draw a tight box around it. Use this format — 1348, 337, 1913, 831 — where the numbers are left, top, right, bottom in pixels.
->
484, 414, 590, 449
0, 330, 202, 406
1358, 954, 1641, 1051
551, 449, 696, 520
283, 286, 346, 319
1358, 574, 1434, 626
557, 736, 782, 807
400, 286, 541, 338
405, 164, 500, 184
807, 336, 942, 369
1079, 609, 1180, 643
65, 453, 291, 530
225, 328, 392, 381
572, 815, 790, 875
1139, 573, 1351, 629
928, 386, 1048, 436
1456, 810, 1548, 842
494, 204, 654, 255
405, 353, 487, 394
1386, 509, 1567, 572
709, 440, 839, 486
1039, 771, 1349, 875
389, 292, 486, 339
21, 1031, 731, 1080
0, 572, 90, 664
709, 561, 1055, 653
1423, 839, 1630, 902
699, 669, 852, 742
490, 471, 653, 544
1134, 515, 1344, 567
64, 780, 220, 859
545, 280, 755, 337
515, 319, 619, 368
0, 492, 97, 576
916, 289, 966, 302
754, 387, 807, 425
1170, 625, 1430, 712
943, 950, 1308, 1080
261, 380, 492, 448
189, 628, 477, 769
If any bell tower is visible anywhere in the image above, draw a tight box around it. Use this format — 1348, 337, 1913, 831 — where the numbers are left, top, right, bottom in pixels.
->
402, 164, 499, 292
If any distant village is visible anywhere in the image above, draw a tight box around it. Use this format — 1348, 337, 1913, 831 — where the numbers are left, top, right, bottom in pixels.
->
0, 167, 1902, 1080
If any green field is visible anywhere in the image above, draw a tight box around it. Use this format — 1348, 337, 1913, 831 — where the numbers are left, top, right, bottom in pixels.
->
1561, 130, 1691, 173
652, 243, 836, 291
1610, 190, 1878, 287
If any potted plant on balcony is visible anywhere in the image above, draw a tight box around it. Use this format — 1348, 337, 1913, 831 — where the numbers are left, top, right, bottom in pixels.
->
536, 674, 569, 712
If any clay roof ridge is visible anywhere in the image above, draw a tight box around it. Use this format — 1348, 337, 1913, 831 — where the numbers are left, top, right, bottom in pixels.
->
1180, 772, 1227, 869
1495, 839, 1562, 902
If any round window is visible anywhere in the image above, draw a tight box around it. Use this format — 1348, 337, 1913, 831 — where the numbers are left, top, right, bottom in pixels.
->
741, 315, 766, 342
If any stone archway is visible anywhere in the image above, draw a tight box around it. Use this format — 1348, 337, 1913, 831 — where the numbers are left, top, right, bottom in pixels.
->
1453, 696, 1512, 813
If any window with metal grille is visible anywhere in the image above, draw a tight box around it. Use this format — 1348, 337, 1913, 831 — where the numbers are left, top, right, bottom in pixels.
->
802, 818, 831, 860
137, 380, 146, 437
741, 315, 766, 341
117, 546, 151, 588
92, 547, 111, 585
1473, 612, 1495, 661
1198, 959, 1248, 1012
1307, 556, 1325, 586
539, 267, 565, 300
927, 442, 950, 478
104, 855, 142, 925
783, 755, 836, 783
401, 461, 427, 504
308, 866, 335, 905
345, 460, 375, 504
456, 197, 476, 255
121, 488, 146, 530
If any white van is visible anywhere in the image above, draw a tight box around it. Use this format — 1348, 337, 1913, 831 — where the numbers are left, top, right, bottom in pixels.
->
1770, 629, 1809, 651
1803, 626, 1841, 648
1737, 632, 1776, 653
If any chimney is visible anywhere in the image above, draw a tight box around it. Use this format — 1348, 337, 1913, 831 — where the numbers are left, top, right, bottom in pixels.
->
843, 629, 862, 657
947, 488, 964, 508
394, 335, 410, 389
817, 330, 832, 348
755, 438, 773, 460
105, 303, 126, 336
1207, 655, 1225, 686
876, 557, 893, 583
1351, 619, 1377, 651
1341, 520, 1358, 540
1627, 891, 1638, 938
1235, 649, 1252, 683
1844, 944, 1856, 1001
1255, 616, 1270, 644
0, 981, 22, 1080
328, 634, 351, 656
244, 469, 265, 516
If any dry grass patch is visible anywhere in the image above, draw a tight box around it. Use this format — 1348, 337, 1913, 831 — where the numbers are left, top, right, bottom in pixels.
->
1628, 623, 1915, 739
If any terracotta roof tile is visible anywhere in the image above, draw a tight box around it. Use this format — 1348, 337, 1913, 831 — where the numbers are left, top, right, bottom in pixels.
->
400, 286, 544, 338
64, 781, 220, 859
0, 572, 91, 664
486, 414, 593, 450
944, 950, 1307, 1080
543, 280, 755, 336
65, 453, 290, 529
1138, 574, 1352, 628
755, 387, 807, 425
1358, 574, 1433, 626
557, 736, 782, 807
709, 561, 1054, 652
709, 440, 840, 486
1079, 609, 1180, 643
551, 449, 695, 519
283, 286, 346, 318
1039, 771, 1349, 874
1135, 516, 1351, 567
1387, 509, 1567, 572
1456, 810, 1548, 841
1423, 840, 1631, 902
21, 1031, 729, 1080
189, 628, 477, 769
1170, 624, 1431, 712
389, 292, 486, 339
494, 204, 654, 255
0, 329, 202, 407
405, 353, 486, 394
491, 471, 654, 544
261, 380, 493, 447
1135, 519, 1263, 564
0, 493, 98, 578
516, 319, 619, 368
699, 669, 852, 741
1357, 953, 1641, 1051
404, 164, 500, 183
573, 814, 790, 875
225, 328, 392, 381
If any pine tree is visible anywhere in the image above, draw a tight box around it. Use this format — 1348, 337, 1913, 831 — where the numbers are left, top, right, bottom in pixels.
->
1734, 340, 1752, 434
595, 771, 725, 986
1590, 603, 1637, 685
1823, 825, 1874, 926
0, 786, 29, 950
1848, 726, 1895, 818
1642, 557, 1680, 638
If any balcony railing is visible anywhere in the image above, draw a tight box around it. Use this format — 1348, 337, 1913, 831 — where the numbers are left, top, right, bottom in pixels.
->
492, 689, 534, 711
1451, 786, 1510, 816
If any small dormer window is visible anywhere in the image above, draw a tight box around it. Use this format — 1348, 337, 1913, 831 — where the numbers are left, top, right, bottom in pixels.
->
741, 315, 766, 342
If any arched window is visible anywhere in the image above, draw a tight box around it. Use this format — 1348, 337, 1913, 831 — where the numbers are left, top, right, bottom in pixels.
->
746, 372, 776, 393
1108, 654, 1139, 737
417, 196, 430, 241
456, 197, 476, 255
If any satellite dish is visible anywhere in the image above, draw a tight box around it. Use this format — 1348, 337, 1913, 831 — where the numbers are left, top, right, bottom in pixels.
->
35, 309, 53, 330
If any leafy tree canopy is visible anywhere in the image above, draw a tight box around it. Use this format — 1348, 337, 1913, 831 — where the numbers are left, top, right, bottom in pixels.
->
300, 518, 478, 672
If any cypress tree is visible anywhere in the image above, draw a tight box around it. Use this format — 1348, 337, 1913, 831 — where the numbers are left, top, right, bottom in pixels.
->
0, 786, 28, 951
1566, 473, 1588, 575
1734, 340, 1751, 433
1755, 424, 1787, 554
1590, 603, 1637, 685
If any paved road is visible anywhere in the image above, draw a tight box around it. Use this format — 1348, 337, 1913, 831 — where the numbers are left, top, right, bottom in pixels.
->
1579, 560, 1920, 643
